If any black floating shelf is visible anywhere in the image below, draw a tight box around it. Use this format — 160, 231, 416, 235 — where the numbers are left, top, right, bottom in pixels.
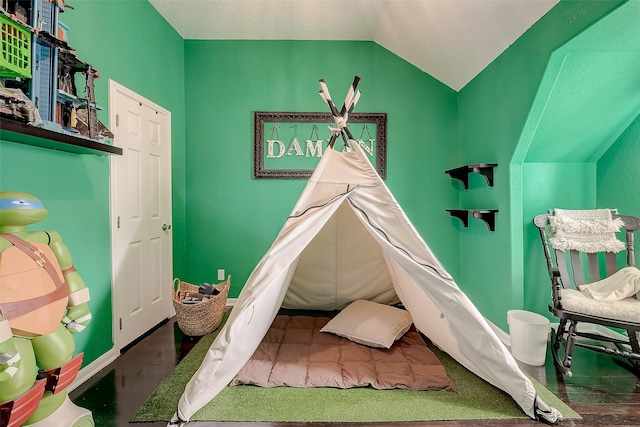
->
445, 163, 498, 189
446, 209, 499, 231
0, 118, 122, 156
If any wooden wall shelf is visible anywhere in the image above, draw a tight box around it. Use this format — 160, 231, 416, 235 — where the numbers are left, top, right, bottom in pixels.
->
0, 119, 122, 156
446, 209, 499, 231
445, 163, 497, 189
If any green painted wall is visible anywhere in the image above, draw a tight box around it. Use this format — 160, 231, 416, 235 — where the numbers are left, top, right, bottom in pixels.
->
598, 113, 640, 241
522, 162, 596, 316
182, 40, 459, 297
520, 0, 640, 320
2, 0, 637, 369
457, 0, 628, 328
61, 0, 188, 281
0, 0, 185, 366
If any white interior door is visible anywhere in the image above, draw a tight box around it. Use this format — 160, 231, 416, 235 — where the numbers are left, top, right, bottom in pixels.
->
109, 80, 173, 350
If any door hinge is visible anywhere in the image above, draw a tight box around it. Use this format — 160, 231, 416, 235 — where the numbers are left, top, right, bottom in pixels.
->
117, 216, 120, 229
119, 318, 123, 331
115, 114, 119, 127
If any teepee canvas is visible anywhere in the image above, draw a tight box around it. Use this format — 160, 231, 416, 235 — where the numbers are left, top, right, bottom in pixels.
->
169, 78, 561, 426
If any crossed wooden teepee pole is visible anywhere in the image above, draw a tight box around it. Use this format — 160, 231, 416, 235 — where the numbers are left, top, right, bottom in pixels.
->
318, 76, 361, 149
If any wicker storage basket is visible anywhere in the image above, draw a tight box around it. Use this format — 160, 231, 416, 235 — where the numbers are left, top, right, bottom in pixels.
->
172, 275, 230, 336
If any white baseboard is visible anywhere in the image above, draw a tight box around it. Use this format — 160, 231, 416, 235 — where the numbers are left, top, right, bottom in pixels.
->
226, 298, 237, 307
69, 347, 119, 392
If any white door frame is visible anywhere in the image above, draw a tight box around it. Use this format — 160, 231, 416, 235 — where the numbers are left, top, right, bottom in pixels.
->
108, 79, 173, 351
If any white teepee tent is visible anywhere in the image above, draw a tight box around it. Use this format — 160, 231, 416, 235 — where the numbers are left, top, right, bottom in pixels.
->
169, 78, 561, 426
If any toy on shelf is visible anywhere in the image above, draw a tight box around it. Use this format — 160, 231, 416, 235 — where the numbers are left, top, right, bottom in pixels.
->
0, 191, 94, 427
0, 0, 114, 146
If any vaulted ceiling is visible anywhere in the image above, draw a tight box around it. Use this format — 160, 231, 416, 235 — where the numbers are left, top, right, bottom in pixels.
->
148, 0, 559, 91
524, 1, 640, 163
148, 0, 639, 163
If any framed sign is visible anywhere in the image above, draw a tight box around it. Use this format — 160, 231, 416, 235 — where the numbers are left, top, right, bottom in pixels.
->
253, 111, 387, 179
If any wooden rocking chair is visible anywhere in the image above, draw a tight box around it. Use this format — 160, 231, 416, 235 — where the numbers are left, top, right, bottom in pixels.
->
533, 209, 640, 377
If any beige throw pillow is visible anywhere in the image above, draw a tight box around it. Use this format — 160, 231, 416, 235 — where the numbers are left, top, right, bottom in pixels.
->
320, 299, 413, 348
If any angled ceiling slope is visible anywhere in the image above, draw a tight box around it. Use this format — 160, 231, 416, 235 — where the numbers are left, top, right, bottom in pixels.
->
148, 0, 559, 91
525, 0, 640, 163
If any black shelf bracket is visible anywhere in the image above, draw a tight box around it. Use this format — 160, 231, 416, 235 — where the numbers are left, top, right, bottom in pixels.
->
446, 209, 499, 231
445, 163, 498, 189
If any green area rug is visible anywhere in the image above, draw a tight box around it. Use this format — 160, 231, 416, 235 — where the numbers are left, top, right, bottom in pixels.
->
131, 311, 580, 423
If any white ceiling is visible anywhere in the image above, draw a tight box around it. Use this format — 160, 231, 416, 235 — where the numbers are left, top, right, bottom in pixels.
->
148, 0, 559, 91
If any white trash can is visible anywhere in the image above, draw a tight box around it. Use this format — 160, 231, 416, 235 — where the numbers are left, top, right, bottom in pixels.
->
507, 310, 550, 366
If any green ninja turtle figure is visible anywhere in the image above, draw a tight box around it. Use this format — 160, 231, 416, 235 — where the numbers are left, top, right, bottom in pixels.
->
0, 191, 93, 426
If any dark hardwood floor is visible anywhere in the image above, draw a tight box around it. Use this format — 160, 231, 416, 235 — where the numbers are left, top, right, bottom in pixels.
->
69, 318, 640, 427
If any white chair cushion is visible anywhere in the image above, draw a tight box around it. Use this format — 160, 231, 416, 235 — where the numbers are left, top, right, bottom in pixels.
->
560, 288, 640, 323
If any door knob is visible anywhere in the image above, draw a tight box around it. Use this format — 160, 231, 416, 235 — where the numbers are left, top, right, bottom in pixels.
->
162, 224, 172, 231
